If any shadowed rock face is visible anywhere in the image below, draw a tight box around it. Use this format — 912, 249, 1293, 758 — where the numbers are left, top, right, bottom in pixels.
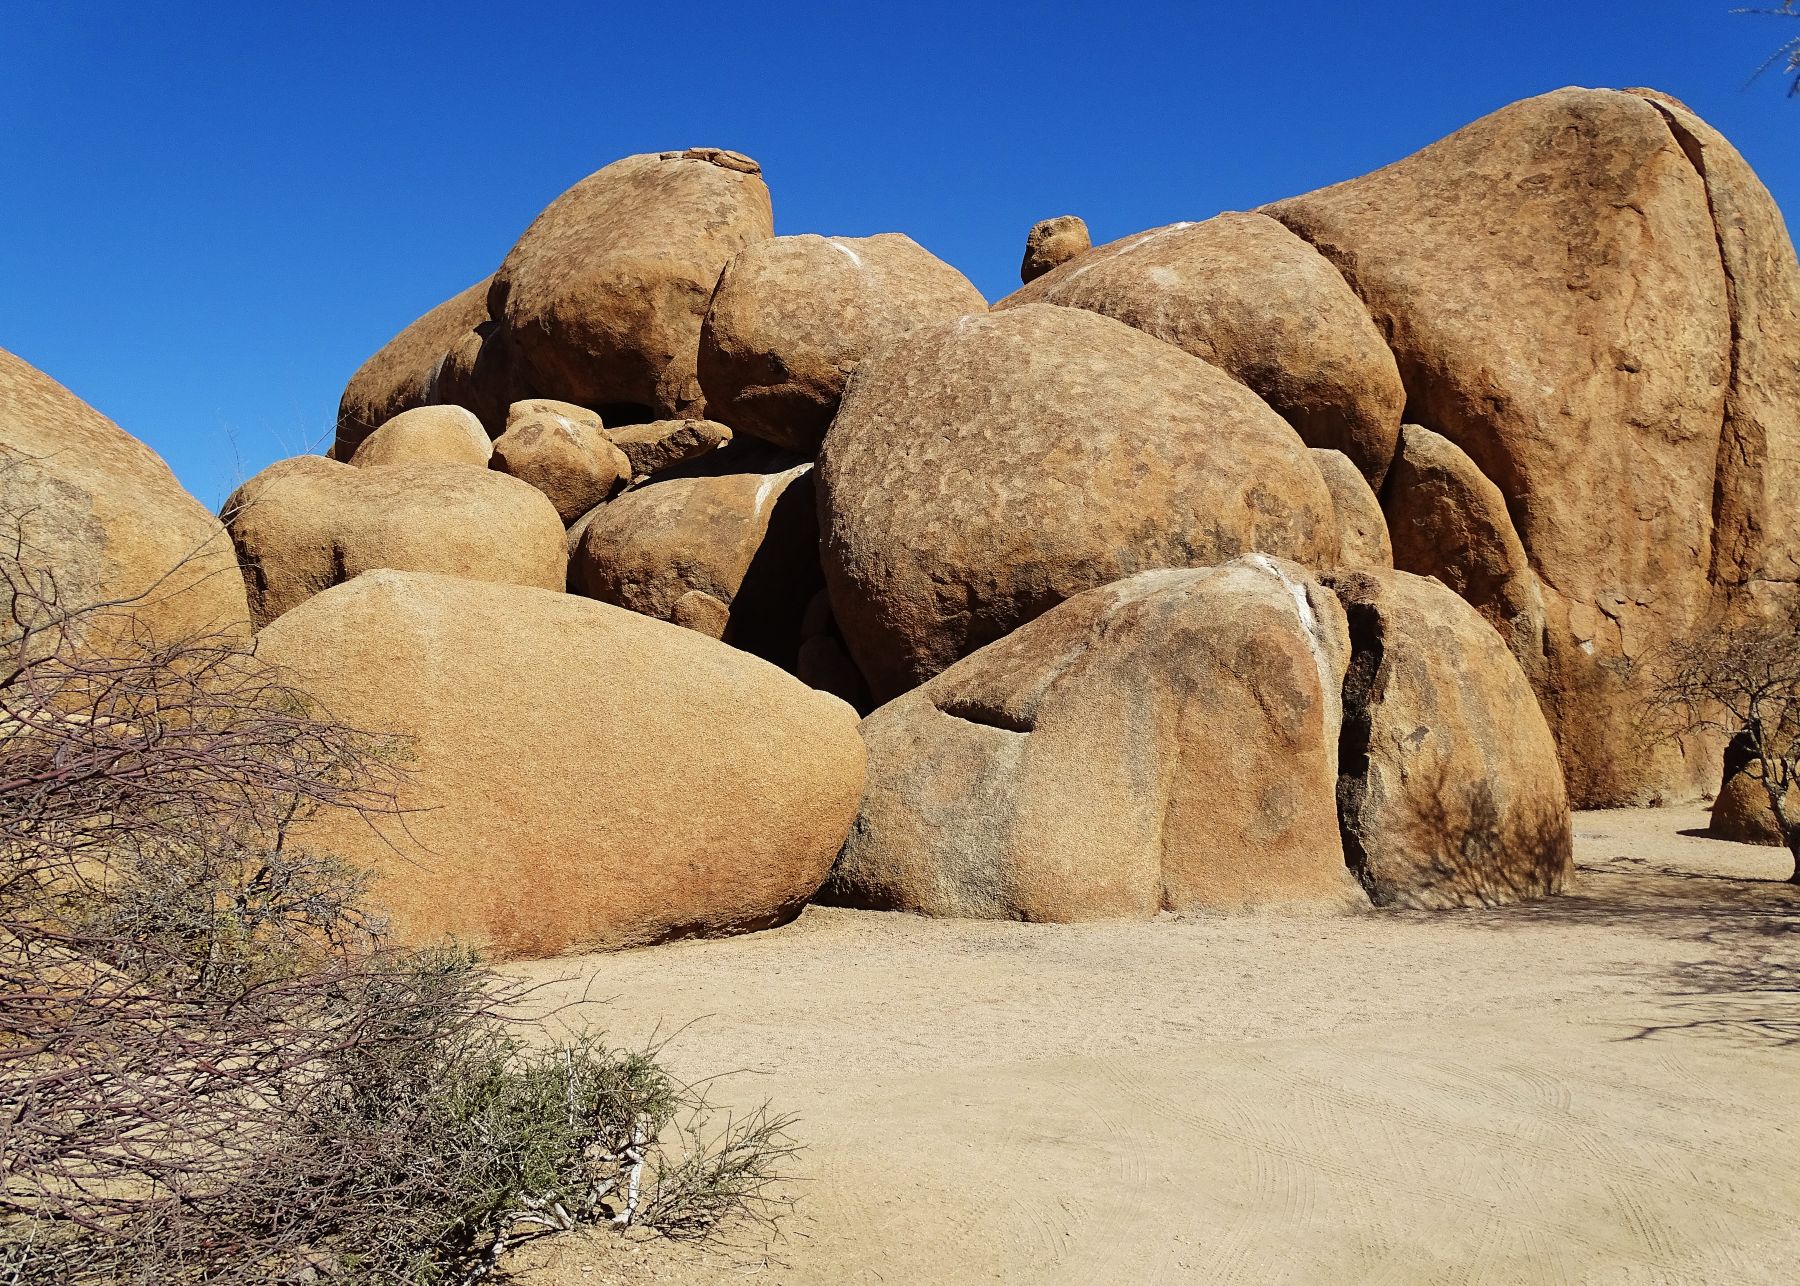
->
569, 442, 819, 669
1020, 215, 1090, 284
825, 559, 1369, 921
334, 279, 505, 460
221, 455, 566, 627
492, 149, 773, 420
1261, 86, 1799, 806
257, 571, 866, 959
1382, 424, 1544, 684
999, 211, 1405, 487
1, 345, 249, 650
1325, 568, 1572, 908
698, 232, 987, 454
817, 304, 1338, 702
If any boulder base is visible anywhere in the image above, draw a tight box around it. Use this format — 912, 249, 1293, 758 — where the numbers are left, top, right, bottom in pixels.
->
257, 571, 866, 958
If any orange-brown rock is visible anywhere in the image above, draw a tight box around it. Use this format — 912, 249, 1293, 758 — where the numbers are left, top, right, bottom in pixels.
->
256, 570, 866, 958
823, 559, 1369, 920
1020, 215, 1090, 284
1263, 87, 1739, 805
1325, 568, 1572, 907
348, 404, 493, 470
491, 149, 773, 421
1311, 448, 1391, 570
506, 398, 600, 433
569, 442, 817, 666
0, 345, 249, 648
816, 304, 1338, 701
606, 417, 732, 478
221, 455, 565, 626
1000, 212, 1405, 485
489, 410, 631, 523
334, 278, 499, 460
698, 233, 987, 453
1709, 767, 1794, 846
1382, 424, 1545, 680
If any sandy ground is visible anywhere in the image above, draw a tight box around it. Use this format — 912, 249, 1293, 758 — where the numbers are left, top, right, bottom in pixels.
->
506, 808, 1800, 1285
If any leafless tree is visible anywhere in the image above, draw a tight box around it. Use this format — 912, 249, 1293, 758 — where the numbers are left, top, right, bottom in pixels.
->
0, 458, 794, 1284
1645, 597, 1800, 881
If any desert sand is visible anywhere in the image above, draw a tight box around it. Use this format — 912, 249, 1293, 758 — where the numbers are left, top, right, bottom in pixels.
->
510, 808, 1800, 1284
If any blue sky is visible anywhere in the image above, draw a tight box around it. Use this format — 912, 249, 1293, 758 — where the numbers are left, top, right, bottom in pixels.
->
5, 1, 1799, 508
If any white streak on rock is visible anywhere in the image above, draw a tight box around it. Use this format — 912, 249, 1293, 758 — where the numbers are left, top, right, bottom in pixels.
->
828, 238, 863, 269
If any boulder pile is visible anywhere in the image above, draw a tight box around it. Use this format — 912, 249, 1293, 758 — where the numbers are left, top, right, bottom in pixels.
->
13, 84, 1799, 953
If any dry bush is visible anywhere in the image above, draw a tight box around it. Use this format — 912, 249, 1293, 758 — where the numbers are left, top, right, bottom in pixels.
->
1642, 596, 1800, 881
0, 469, 794, 1284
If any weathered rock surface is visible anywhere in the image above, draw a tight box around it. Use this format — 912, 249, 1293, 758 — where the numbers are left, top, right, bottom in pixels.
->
1311, 448, 1391, 570
795, 589, 873, 711
334, 278, 501, 460
348, 404, 493, 470
824, 559, 1369, 920
0, 346, 249, 648
506, 398, 601, 433
222, 456, 565, 626
1326, 568, 1572, 907
1020, 215, 1090, 284
257, 571, 865, 958
1382, 425, 1545, 679
697, 233, 986, 454
1709, 767, 1794, 846
816, 304, 1338, 701
489, 410, 631, 523
1263, 87, 1740, 805
606, 417, 732, 477
492, 149, 773, 420
569, 442, 818, 666
1000, 212, 1405, 485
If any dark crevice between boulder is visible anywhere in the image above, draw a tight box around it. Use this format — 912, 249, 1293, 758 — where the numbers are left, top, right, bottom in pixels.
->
1638, 94, 1744, 591
934, 694, 1035, 734
595, 402, 658, 429
1325, 573, 1385, 899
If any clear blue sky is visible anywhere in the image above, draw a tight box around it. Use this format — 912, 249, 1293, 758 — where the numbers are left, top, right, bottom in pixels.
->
5, 1, 1798, 509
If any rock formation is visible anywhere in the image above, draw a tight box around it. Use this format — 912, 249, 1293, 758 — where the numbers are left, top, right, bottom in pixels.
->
1000, 212, 1405, 486
1311, 448, 1392, 570
489, 406, 631, 523
606, 417, 732, 478
1263, 86, 1800, 805
222, 456, 565, 626
0, 345, 249, 649
816, 304, 1338, 701
348, 404, 494, 470
257, 570, 865, 958
1326, 569, 1572, 907
569, 442, 817, 667
697, 233, 987, 453
1020, 215, 1089, 283
826, 559, 1367, 920
492, 148, 773, 421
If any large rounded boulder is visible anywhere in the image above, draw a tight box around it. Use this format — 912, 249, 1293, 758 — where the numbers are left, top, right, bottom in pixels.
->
489, 407, 631, 523
0, 345, 249, 648
491, 148, 773, 421
697, 233, 987, 453
1324, 568, 1572, 907
825, 559, 1368, 920
222, 456, 565, 626
816, 303, 1338, 701
569, 442, 817, 666
1262, 86, 1800, 805
999, 212, 1405, 486
348, 404, 494, 470
258, 571, 866, 958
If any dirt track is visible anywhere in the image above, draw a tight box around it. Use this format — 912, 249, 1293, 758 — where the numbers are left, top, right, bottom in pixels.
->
510, 808, 1800, 1285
